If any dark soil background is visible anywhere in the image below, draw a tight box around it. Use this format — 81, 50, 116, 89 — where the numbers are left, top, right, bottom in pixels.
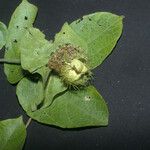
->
0, 0, 150, 150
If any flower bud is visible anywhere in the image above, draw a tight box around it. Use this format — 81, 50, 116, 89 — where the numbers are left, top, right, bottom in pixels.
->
48, 44, 91, 86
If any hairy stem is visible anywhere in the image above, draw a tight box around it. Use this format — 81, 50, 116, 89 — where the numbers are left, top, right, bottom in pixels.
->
0, 58, 21, 64
26, 118, 32, 128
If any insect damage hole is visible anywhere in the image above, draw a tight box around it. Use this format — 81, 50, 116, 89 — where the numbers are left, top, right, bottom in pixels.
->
88, 18, 92, 21
24, 16, 28, 20
84, 96, 91, 101
13, 39, 18, 43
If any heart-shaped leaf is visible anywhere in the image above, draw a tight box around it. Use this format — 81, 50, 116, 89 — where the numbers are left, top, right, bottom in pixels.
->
0, 22, 7, 49
4, 0, 38, 84
0, 117, 26, 150
28, 86, 108, 128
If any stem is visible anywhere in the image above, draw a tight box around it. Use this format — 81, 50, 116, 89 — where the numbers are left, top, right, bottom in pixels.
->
26, 118, 32, 128
0, 58, 21, 64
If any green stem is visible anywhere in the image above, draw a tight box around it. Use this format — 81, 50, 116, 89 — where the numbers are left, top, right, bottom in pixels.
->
0, 58, 21, 64
26, 118, 32, 128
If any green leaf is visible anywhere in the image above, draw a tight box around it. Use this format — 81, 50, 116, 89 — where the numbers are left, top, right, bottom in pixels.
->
51, 22, 88, 51
70, 12, 123, 69
43, 75, 67, 108
34, 65, 51, 86
16, 76, 44, 112
19, 27, 52, 72
4, 0, 38, 84
0, 117, 26, 150
28, 86, 109, 128
4, 44, 24, 84
0, 22, 7, 49
17, 74, 67, 111
51, 12, 123, 69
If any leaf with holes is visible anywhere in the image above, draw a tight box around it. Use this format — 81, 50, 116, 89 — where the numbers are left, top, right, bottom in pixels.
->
27, 86, 108, 128
70, 12, 123, 69
0, 0, 125, 149
4, 0, 38, 84
19, 27, 53, 73
15, 11, 122, 129
50, 22, 88, 52
51, 12, 123, 69
0, 117, 26, 150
